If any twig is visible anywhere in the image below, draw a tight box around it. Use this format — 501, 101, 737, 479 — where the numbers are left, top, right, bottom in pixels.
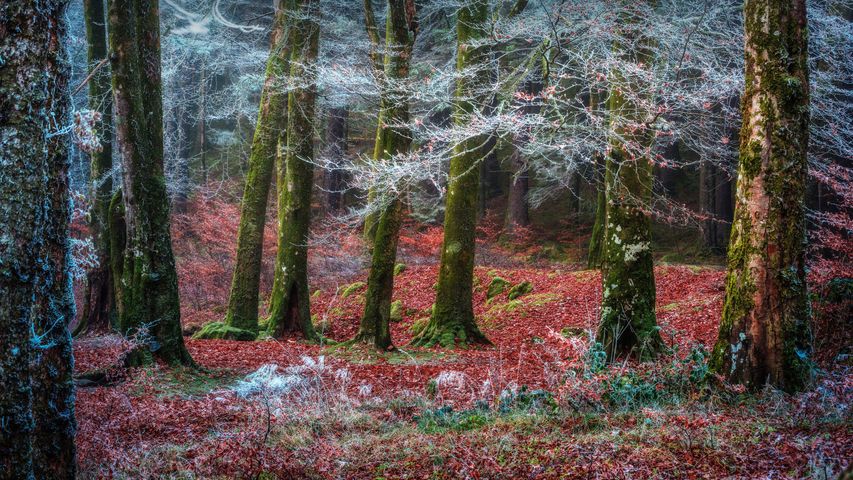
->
72, 58, 109, 97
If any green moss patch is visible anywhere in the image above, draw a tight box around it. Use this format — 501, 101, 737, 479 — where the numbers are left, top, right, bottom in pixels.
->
507, 281, 533, 300
487, 277, 511, 299
339, 281, 366, 299
192, 322, 257, 341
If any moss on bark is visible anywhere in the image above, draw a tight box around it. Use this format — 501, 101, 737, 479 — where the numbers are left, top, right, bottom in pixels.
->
108, 0, 193, 366
224, 3, 294, 335
411, 0, 494, 348
352, 0, 417, 350
595, 4, 663, 361
267, 0, 321, 341
77, 0, 116, 337
0, 1, 74, 475
710, 0, 812, 392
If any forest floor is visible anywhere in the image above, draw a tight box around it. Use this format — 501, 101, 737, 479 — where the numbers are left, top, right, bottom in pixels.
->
71, 195, 852, 479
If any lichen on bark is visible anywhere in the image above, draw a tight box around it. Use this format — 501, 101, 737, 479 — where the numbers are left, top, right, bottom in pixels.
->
710, 0, 812, 392
595, 2, 663, 361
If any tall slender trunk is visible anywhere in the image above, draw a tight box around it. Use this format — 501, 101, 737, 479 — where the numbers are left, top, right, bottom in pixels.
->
0, 1, 75, 476
587, 90, 607, 269
197, 61, 208, 186
352, 0, 417, 350
224, 4, 294, 335
504, 147, 530, 234
411, 0, 494, 347
323, 107, 349, 214
596, 3, 663, 361
267, 0, 321, 340
108, 0, 193, 365
77, 0, 116, 336
710, 0, 812, 392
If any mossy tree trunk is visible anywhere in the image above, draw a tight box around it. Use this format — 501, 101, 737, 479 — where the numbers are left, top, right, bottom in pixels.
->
108, 0, 193, 365
710, 0, 812, 392
224, 4, 294, 336
267, 0, 321, 340
352, 0, 417, 350
0, 1, 75, 476
596, 4, 663, 361
77, 0, 115, 337
411, 0, 496, 347
587, 90, 607, 269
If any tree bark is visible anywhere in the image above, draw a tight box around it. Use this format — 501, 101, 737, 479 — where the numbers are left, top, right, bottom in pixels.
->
77, 0, 116, 337
0, 1, 74, 476
267, 0, 321, 340
352, 0, 417, 350
411, 0, 495, 347
108, 0, 193, 365
323, 107, 349, 214
595, 4, 663, 361
30, 20, 77, 475
710, 0, 812, 392
224, 4, 294, 335
504, 147, 530, 234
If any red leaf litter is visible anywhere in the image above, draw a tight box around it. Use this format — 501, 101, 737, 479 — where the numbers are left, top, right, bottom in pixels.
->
71, 197, 852, 479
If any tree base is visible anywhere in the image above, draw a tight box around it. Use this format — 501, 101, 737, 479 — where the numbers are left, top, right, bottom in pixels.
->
409, 317, 490, 348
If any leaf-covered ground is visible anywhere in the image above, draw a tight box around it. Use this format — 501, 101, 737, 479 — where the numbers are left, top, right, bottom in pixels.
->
73, 262, 851, 479
70, 195, 851, 478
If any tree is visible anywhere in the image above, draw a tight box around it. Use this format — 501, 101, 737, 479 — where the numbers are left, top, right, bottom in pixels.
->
76, 0, 116, 336
595, 2, 664, 361
1, 1, 76, 476
267, 0, 321, 340
322, 107, 349, 214
224, 3, 295, 337
351, 0, 418, 350
108, 0, 193, 365
412, 0, 515, 347
710, 0, 812, 392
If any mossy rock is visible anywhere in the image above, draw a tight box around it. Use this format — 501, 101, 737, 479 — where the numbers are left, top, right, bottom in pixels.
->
394, 263, 407, 276
410, 317, 429, 336
192, 322, 257, 341
507, 281, 533, 300
390, 300, 404, 322
339, 281, 366, 299
487, 277, 511, 299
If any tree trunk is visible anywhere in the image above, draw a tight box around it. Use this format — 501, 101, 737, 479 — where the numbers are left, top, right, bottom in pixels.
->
596, 5, 663, 361
411, 0, 494, 347
267, 0, 320, 340
710, 0, 812, 392
587, 90, 606, 269
30, 21, 76, 475
504, 146, 530, 234
77, 0, 115, 337
588, 182, 606, 269
0, 1, 74, 476
352, 0, 417, 350
108, 0, 193, 365
224, 4, 294, 336
196, 61, 208, 186
323, 106, 348, 214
